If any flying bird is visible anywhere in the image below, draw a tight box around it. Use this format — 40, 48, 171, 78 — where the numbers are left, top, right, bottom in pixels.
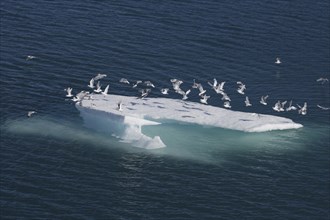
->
245, 96, 252, 107
88, 78, 95, 88
139, 89, 151, 99
272, 101, 282, 112
160, 88, 169, 95
297, 102, 307, 115
200, 94, 210, 104
72, 91, 90, 102
102, 85, 109, 95
144, 81, 155, 88
119, 78, 130, 84
197, 83, 206, 96
275, 57, 281, 64
286, 100, 297, 111
221, 92, 231, 101
64, 87, 73, 97
192, 79, 199, 89
260, 95, 269, 105
132, 80, 142, 88
93, 73, 107, 81
223, 101, 231, 109
316, 78, 329, 84
27, 111, 37, 117
176, 89, 191, 100
317, 105, 330, 110
93, 81, 102, 93
26, 55, 37, 60
171, 79, 183, 91
236, 81, 246, 95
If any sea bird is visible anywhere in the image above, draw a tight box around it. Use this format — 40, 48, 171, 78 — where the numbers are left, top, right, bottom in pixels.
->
297, 102, 307, 115
139, 89, 151, 99
260, 95, 269, 105
197, 83, 206, 96
88, 78, 95, 88
117, 101, 123, 111
272, 101, 282, 112
286, 100, 297, 111
216, 81, 226, 94
93, 73, 107, 81
223, 101, 231, 109
27, 111, 37, 117
171, 79, 183, 91
316, 78, 329, 84
64, 87, 73, 97
144, 81, 155, 88
236, 81, 246, 95
245, 96, 252, 107
176, 89, 191, 100
102, 85, 109, 95
317, 105, 330, 110
26, 55, 37, 60
132, 80, 142, 88
200, 94, 210, 104
93, 81, 102, 93
160, 88, 169, 95
208, 78, 218, 90
119, 78, 130, 84
192, 79, 199, 89
221, 92, 231, 101
275, 57, 281, 64
72, 91, 90, 102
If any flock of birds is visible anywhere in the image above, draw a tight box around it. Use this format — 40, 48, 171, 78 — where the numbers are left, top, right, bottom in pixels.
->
61, 58, 329, 117
26, 56, 329, 117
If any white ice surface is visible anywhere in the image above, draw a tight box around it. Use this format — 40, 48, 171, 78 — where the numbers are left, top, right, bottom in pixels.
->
76, 94, 303, 148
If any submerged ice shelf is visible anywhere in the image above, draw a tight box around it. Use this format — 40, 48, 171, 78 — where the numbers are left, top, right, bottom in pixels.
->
76, 94, 303, 148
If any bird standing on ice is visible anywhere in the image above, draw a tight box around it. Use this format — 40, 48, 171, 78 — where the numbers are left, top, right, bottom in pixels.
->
117, 101, 123, 111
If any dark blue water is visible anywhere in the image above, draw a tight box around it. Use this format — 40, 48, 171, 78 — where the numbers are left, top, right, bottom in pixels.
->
1, 0, 329, 219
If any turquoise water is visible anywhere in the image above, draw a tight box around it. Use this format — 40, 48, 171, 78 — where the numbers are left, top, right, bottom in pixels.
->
1, 0, 329, 219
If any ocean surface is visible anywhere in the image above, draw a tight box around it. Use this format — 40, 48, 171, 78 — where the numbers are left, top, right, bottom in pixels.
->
1, 0, 329, 219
